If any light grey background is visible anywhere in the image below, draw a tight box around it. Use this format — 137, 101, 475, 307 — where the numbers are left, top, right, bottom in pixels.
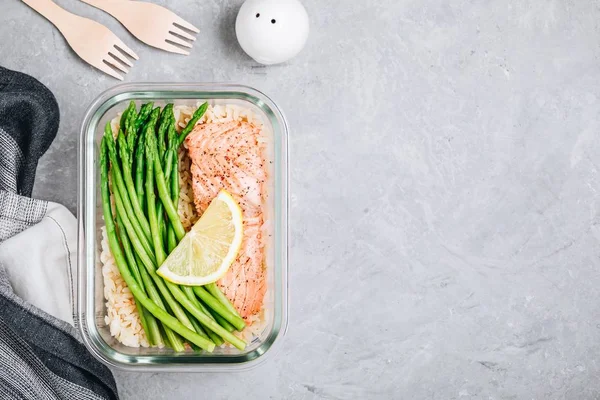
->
3, 0, 600, 398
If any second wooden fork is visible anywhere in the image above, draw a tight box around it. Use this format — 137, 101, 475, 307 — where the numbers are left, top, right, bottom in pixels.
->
81, 0, 200, 55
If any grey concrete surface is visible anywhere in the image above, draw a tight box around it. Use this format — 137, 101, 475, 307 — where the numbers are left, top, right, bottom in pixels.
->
3, 0, 600, 398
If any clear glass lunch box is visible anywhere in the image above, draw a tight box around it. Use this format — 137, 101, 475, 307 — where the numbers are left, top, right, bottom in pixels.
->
77, 83, 289, 371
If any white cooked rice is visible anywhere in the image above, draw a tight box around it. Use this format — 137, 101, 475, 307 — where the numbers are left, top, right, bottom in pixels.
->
100, 102, 269, 348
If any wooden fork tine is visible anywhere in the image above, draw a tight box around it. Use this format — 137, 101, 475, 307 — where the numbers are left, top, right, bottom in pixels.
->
106, 57, 129, 74
96, 62, 124, 80
158, 41, 190, 56
166, 34, 193, 49
110, 48, 133, 67
114, 38, 139, 60
172, 18, 199, 34
170, 25, 197, 41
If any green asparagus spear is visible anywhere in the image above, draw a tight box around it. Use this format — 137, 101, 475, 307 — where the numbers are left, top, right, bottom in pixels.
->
119, 101, 134, 135
155, 147, 175, 254
178, 102, 208, 146
207, 306, 236, 333
115, 214, 144, 288
138, 107, 160, 227
160, 325, 172, 350
183, 287, 224, 346
117, 130, 153, 241
103, 124, 155, 260
168, 332, 185, 353
195, 307, 225, 345
100, 137, 214, 352
193, 286, 246, 331
123, 102, 140, 152
157, 104, 173, 156
146, 113, 171, 254
143, 107, 161, 140
156, 200, 166, 253
168, 122, 180, 206
160, 216, 167, 253
136, 256, 184, 350
137, 292, 162, 347
146, 126, 186, 240
205, 282, 244, 323
184, 309, 212, 343
125, 102, 138, 136
166, 228, 177, 253
145, 139, 167, 266
127, 102, 152, 155
166, 284, 246, 350
116, 214, 163, 346
134, 129, 146, 209
159, 299, 186, 352
166, 123, 180, 254
135, 102, 154, 132
140, 317, 161, 347
167, 117, 177, 149
115, 213, 152, 344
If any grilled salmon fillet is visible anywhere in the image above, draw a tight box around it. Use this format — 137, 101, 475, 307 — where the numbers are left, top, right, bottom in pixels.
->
186, 120, 267, 322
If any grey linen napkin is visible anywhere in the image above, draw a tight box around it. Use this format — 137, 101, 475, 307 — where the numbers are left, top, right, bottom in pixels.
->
0, 66, 118, 400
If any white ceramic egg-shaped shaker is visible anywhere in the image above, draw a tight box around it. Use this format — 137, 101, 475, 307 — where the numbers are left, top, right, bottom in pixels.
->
236, 0, 310, 65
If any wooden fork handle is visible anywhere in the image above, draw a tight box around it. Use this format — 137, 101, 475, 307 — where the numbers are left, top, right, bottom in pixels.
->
80, 0, 123, 15
22, 0, 75, 29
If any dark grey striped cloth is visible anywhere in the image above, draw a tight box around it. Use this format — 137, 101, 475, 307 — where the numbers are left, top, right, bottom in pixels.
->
0, 66, 118, 399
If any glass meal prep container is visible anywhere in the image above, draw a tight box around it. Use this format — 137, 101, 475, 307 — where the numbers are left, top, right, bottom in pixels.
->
77, 83, 289, 371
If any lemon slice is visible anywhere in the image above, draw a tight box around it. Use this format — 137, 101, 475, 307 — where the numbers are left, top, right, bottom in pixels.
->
157, 190, 243, 286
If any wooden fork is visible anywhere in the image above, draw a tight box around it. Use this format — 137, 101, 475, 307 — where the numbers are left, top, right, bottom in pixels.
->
22, 0, 138, 80
80, 0, 200, 55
